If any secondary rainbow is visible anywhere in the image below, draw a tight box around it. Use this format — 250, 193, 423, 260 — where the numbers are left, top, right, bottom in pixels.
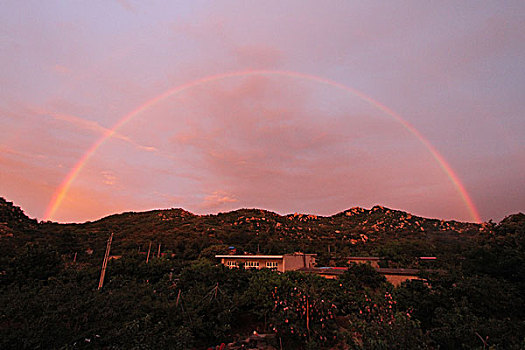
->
44, 69, 482, 223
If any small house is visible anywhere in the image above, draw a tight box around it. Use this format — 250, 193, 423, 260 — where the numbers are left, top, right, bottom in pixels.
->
216, 252, 316, 272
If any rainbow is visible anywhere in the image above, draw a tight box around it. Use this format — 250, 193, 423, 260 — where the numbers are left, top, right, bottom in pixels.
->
44, 69, 482, 223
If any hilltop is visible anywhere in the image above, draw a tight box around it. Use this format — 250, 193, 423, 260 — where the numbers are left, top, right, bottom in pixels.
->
0, 197, 489, 267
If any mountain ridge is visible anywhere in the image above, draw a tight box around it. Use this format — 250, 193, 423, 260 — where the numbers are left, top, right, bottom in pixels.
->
0, 196, 496, 267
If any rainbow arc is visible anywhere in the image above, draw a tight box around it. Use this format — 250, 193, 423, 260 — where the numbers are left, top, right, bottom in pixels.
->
44, 70, 481, 223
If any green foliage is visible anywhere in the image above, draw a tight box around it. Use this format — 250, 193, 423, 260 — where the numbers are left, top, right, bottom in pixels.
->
198, 244, 231, 260
395, 259, 525, 348
267, 272, 338, 346
3, 243, 62, 286
340, 263, 387, 290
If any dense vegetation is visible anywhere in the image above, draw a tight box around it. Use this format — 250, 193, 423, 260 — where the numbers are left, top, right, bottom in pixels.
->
1, 197, 524, 348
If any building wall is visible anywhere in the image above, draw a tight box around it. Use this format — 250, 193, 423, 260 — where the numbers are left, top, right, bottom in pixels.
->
220, 258, 284, 272
283, 254, 316, 271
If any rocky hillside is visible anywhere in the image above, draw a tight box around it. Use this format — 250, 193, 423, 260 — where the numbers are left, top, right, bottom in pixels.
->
0, 197, 493, 268
0, 198, 38, 234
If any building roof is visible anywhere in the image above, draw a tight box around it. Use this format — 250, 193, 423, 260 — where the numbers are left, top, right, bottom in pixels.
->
376, 268, 421, 275
298, 267, 346, 276
300, 266, 425, 277
215, 253, 316, 259
216, 255, 284, 259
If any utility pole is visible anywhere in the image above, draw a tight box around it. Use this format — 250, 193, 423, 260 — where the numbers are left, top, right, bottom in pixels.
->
306, 295, 310, 334
146, 241, 152, 264
98, 233, 113, 290
176, 289, 182, 306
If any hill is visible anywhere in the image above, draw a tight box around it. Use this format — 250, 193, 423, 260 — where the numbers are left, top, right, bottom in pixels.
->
1, 197, 487, 267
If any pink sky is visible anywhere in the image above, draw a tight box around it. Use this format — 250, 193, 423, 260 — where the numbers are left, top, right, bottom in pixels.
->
1, 1, 524, 223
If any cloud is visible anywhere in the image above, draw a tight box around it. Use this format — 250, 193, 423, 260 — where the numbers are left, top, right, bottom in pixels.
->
233, 45, 283, 68
0, 148, 61, 220
101, 171, 117, 186
115, 0, 135, 12
49, 184, 152, 223
0, 145, 47, 160
52, 64, 71, 75
152, 74, 457, 217
200, 190, 238, 210
36, 109, 159, 153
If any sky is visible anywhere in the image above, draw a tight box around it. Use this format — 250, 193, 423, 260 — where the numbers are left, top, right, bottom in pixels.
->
1, 1, 524, 223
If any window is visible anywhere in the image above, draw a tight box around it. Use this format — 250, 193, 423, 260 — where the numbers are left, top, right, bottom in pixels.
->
266, 261, 278, 269
245, 261, 260, 268
226, 261, 238, 268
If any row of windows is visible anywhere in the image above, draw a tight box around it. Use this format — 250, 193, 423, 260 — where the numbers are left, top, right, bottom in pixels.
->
224, 260, 279, 269
226, 261, 238, 267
